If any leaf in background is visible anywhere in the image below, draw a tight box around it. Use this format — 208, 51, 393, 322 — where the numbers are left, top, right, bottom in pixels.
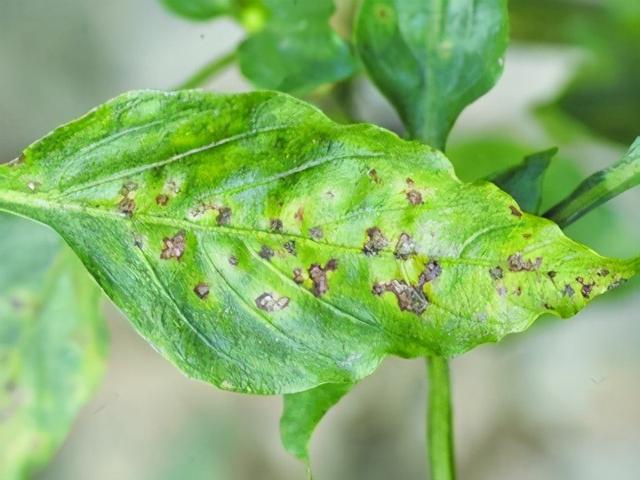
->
511, 0, 640, 145
281, 383, 353, 464
0, 214, 107, 480
0, 90, 636, 396
545, 138, 640, 227
161, 0, 232, 20
489, 148, 556, 215
355, 0, 509, 149
160, 0, 266, 30
238, 0, 357, 93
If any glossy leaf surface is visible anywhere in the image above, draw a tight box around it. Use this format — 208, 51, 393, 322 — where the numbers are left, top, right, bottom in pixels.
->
238, 0, 357, 93
355, 0, 509, 148
0, 90, 636, 396
0, 214, 107, 479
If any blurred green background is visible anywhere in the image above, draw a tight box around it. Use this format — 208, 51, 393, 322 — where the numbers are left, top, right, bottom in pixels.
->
1, 0, 639, 479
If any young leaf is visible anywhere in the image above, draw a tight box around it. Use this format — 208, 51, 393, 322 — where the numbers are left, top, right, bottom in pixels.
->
0, 214, 107, 479
355, 0, 509, 149
489, 148, 557, 215
0, 90, 636, 396
238, 0, 357, 93
281, 383, 353, 464
545, 138, 640, 227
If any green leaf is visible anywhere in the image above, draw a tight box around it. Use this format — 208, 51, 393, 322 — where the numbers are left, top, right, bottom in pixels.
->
355, 0, 509, 149
0, 90, 637, 396
160, 0, 233, 20
545, 138, 640, 228
0, 214, 107, 479
489, 148, 556, 215
281, 383, 353, 464
238, 0, 357, 93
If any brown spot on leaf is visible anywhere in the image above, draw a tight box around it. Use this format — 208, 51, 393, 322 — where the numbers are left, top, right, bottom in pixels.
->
120, 182, 138, 196
509, 205, 523, 218
270, 219, 283, 232
194, 283, 210, 300
508, 253, 542, 272
547, 271, 557, 280
283, 240, 297, 256
419, 260, 442, 285
118, 197, 136, 217
228, 256, 238, 266
394, 233, 416, 260
308, 260, 338, 296
576, 277, 596, 298
293, 268, 305, 284
156, 194, 169, 206
294, 207, 304, 222
514, 287, 522, 296
363, 227, 388, 256
563, 284, 575, 297
522, 233, 532, 239
309, 226, 323, 240
489, 266, 504, 280
216, 207, 232, 226
406, 190, 423, 205
255, 293, 290, 312
608, 278, 627, 291
369, 169, 382, 183
259, 245, 274, 261
372, 280, 428, 315
597, 268, 610, 277
160, 231, 186, 260
133, 235, 144, 249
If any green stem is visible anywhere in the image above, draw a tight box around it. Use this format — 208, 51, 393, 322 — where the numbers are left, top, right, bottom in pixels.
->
174, 50, 238, 90
427, 356, 455, 480
544, 138, 640, 228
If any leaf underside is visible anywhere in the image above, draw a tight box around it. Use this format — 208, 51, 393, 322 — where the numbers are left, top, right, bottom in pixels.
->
0, 214, 107, 480
0, 90, 636, 395
355, 0, 509, 148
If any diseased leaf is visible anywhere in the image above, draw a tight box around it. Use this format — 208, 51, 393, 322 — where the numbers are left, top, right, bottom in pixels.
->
281, 383, 353, 464
355, 0, 509, 149
238, 0, 357, 93
490, 148, 556, 215
545, 138, 640, 228
0, 90, 637, 396
0, 214, 107, 479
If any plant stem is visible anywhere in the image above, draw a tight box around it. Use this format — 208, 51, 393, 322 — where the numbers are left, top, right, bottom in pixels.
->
174, 50, 237, 90
427, 356, 455, 480
544, 137, 640, 227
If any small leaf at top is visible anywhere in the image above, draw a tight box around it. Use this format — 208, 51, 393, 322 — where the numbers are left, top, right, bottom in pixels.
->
355, 0, 509, 149
0, 90, 637, 396
0, 214, 107, 480
281, 383, 353, 464
238, 0, 357, 93
489, 148, 557, 215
